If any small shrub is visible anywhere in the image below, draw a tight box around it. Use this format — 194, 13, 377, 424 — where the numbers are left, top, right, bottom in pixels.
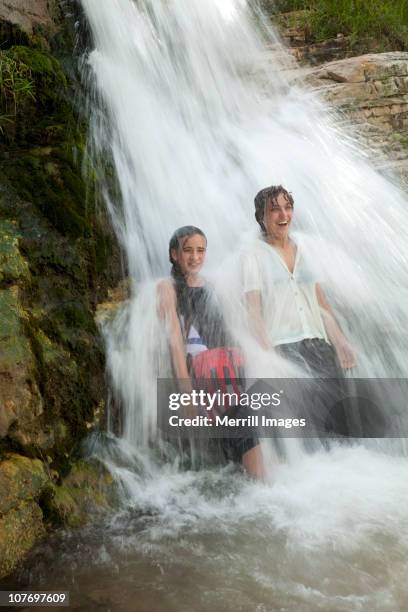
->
0, 52, 36, 116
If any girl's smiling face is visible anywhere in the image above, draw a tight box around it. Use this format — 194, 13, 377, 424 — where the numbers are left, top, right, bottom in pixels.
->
171, 233, 207, 278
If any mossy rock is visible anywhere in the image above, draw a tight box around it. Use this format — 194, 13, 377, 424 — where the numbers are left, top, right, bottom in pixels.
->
0, 2, 121, 471
0, 170, 114, 461
0, 45, 70, 146
0, 219, 30, 284
2, 153, 90, 238
0, 453, 49, 516
42, 459, 118, 528
3, 45, 67, 107
0, 286, 46, 445
0, 500, 45, 579
0, 286, 31, 365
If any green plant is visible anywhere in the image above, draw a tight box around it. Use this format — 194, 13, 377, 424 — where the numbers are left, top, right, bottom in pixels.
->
311, 0, 407, 45
0, 52, 36, 116
0, 113, 14, 135
260, 0, 307, 13
267, 0, 408, 51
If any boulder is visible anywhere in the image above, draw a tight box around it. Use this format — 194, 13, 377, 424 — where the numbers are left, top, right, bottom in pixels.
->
0, 501, 45, 579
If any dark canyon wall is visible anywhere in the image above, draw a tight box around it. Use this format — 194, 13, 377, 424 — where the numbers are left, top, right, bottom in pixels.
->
0, 0, 120, 577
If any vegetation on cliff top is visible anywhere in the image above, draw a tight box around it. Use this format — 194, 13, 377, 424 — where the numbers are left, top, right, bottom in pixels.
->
263, 0, 408, 51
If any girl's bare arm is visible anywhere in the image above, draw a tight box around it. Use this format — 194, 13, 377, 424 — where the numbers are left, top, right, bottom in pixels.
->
157, 280, 192, 390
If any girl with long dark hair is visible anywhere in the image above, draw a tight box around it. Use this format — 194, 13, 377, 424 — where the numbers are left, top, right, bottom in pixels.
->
158, 225, 265, 478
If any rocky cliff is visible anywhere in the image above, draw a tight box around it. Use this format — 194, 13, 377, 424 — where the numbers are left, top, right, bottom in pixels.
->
273, 11, 408, 186
0, 0, 120, 577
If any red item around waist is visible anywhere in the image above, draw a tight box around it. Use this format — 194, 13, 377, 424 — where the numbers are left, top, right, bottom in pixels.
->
190, 348, 244, 419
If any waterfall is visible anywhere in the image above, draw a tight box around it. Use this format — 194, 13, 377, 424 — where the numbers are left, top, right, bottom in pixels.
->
23, 3, 408, 606
81, 0, 408, 453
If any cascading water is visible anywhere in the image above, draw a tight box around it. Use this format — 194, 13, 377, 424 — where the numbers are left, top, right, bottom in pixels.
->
82, 0, 408, 448
24, 0, 408, 608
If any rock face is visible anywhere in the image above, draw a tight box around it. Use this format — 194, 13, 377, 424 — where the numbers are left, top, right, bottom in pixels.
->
301, 53, 408, 183
304, 53, 408, 131
0, 454, 117, 578
269, 9, 408, 186
0, 454, 48, 578
0, 0, 56, 35
0, 0, 121, 577
0, 4, 121, 457
0, 285, 44, 446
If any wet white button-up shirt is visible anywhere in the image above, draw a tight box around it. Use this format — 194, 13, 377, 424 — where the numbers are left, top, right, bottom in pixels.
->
242, 237, 328, 347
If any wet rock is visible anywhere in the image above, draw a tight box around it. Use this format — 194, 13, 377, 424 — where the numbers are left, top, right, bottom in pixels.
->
95, 279, 130, 326
0, 500, 45, 579
0, 454, 48, 516
0, 286, 44, 446
42, 460, 118, 528
0, 0, 121, 579
0, 454, 49, 579
300, 53, 408, 184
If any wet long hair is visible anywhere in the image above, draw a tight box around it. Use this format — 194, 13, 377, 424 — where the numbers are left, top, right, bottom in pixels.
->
254, 185, 294, 234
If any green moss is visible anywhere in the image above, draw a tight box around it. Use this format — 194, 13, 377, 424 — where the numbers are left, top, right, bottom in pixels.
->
0, 45, 72, 147
398, 136, 408, 150
41, 460, 118, 528
34, 328, 69, 366
0, 220, 30, 284
0, 453, 49, 516
2, 154, 89, 238
260, 0, 307, 12
7, 46, 67, 102
0, 9, 120, 480
0, 287, 32, 366
0, 500, 45, 579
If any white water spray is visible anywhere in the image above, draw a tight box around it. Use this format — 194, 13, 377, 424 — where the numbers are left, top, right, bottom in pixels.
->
82, 0, 408, 452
